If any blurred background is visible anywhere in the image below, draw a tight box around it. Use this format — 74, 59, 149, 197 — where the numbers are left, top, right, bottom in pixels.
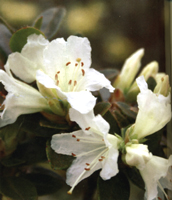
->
0, 0, 167, 72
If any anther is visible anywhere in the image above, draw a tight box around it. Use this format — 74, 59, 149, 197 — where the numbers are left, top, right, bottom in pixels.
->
0, 92, 5, 99
68, 80, 72, 85
66, 62, 71, 66
99, 159, 103, 162
56, 80, 59, 85
74, 80, 77, 86
77, 139, 80, 142
76, 58, 81, 62
85, 127, 91, 131
71, 153, 76, 157
75, 63, 78, 67
86, 163, 90, 166
55, 74, 58, 80
81, 69, 85, 76
57, 71, 60, 74
161, 77, 164, 81
81, 62, 84, 67
101, 156, 105, 159
158, 197, 162, 200
72, 135, 76, 138
84, 168, 90, 171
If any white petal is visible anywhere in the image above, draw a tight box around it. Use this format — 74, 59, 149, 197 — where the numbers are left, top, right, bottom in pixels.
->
85, 68, 114, 92
100, 146, 119, 180
69, 108, 109, 136
5, 53, 37, 83
0, 70, 50, 127
125, 144, 152, 170
133, 76, 171, 139
66, 36, 91, 68
4, 34, 48, 83
139, 155, 172, 200
66, 91, 96, 114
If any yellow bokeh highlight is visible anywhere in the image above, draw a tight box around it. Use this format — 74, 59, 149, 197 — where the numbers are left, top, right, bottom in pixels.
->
67, 2, 105, 34
0, 0, 39, 24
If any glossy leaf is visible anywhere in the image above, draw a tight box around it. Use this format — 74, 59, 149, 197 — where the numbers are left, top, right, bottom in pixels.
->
0, 177, 37, 200
33, 16, 43, 30
34, 7, 66, 39
147, 76, 157, 91
97, 172, 130, 200
94, 102, 111, 116
24, 172, 64, 196
9, 27, 44, 52
46, 140, 74, 170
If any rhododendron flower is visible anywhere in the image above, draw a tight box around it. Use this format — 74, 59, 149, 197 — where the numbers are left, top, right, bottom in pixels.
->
130, 76, 171, 140
0, 34, 114, 127
51, 108, 121, 194
125, 144, 172, 200
0, 71, 51, 127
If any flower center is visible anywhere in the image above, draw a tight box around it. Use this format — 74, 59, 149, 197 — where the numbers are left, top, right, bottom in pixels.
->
54, 58, 86, 92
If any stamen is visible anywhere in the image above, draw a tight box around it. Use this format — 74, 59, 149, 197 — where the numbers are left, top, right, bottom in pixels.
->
76, 146, 106, 157
86, 163, 90, 166
55, 74, 58, 80
158, 197, 162, 200
71, 153, 76, 157
56, 80, 59, 86
68, 80, 72, 85
85, 127, 91, 131
57, 71, 60, 74
99, 159, 103, 161
81, 62, 84, 67
101, 156, 105, 158
72, 135, 76, 138
75, 63, 78, 67
74, 80, 77, 86
66, 62, 71, 66
81, 69, 85, 76
77, 139, 80, 142
76, 58, 81, 62
84, 168, 90, 171
157, 180, 169, 200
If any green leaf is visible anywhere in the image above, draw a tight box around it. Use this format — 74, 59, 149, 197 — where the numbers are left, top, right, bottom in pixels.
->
125, 167, 145, 190
112, 102, 137, 128
99, 69, 119, 82
0, 24, 12, 63
97, 172, 130, 200
0, 177, 37, 200
24, 172, 64, 196
1, 157, 25, 167
0, 117, 25, 158
103, 110, 121, 135
0, 16, 15, 34
94, 102, 111, 116
147, 76, 157, 91
33, 16, 43, 30
9, 27, 44, 52
46, 140, 74, 170
34, 7, 66, 40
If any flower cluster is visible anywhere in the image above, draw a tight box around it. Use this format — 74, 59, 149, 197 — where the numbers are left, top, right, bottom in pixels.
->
0, 33, 171, 200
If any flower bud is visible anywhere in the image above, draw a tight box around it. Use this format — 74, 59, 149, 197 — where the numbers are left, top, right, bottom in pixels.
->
113, 49, 144, 94
126, 61, 158, 102
154, 74, 170, 97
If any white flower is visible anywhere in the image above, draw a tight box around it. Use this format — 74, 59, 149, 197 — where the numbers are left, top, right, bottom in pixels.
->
0, 70, 51, 127
140, 155, 172, 200
125, 144, 172, 200
130, 76, 171, 139
51, 108, 120, 194
5, 34, 114, 115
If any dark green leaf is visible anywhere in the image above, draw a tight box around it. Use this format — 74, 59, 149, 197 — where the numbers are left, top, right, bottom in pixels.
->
33, 16, 43, 30
39, 119, 71, 130
97, 172, 130, 200
34, 7, 66, 39
9, 27, 44, 52
125, 167, 145, 190
99, 69, 119, 82
103, 110, 121, 135
1, 157, 25, 167
0, 177, 37, 200
24, 173, 64, 196
0, 117, 25, 158
147, 76, 157, 91
94, 102, 111, 116
0, 24, 12, 63
46, 140, 74, 170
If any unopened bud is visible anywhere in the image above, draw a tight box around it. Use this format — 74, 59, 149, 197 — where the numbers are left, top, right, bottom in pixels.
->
126, 61, 158, 102
154, 74, 170, 97
113, 49, 144, 94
